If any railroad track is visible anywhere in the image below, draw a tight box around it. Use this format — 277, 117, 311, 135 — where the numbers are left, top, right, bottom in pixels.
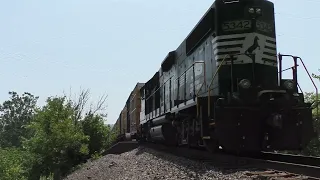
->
260, 152, 320, 167
140, 142, 320, 180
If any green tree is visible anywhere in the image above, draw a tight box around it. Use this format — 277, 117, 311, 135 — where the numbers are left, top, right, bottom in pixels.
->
0, 91, 38, 148
110, 125, 120, 145
302, 92, 320, 156
64, 88, 111, 155
23, 96, 89, 179
301, 70, 320, 156
0, 89, 111, 179
63, 88, 108, 123
313, 69, 320, 80
0, 148, 37, 180
310, 69, 320, 122
81, 113, 111, 155
304, 92, 320, 119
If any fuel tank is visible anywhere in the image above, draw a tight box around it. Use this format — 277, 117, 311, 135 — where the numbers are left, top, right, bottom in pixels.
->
149, 123, 177, 145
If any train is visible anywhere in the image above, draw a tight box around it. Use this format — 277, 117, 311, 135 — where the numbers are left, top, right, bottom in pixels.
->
112, 83, 145, 142
112, 0, 317, 154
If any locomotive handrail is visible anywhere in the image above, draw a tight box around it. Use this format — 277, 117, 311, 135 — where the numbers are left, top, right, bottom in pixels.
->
297, 57, 319, 119
205, 54, 231, 117
145, 61, 206, 109
205, 52, 256, 96
279, 54, 319, 119
145, 75, 174, 101
297, 82, 303, 93
280, 65, 300, 73
173, 61, 206, 108
173, 61, 206, 82
203, 52, 255, 117
280, 65, 303, 92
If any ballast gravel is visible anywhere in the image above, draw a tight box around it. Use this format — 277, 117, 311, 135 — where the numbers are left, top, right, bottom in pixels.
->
63, 147, 268, 180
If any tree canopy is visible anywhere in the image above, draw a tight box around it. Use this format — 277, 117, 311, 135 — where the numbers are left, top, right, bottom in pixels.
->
0, 90, 117, 180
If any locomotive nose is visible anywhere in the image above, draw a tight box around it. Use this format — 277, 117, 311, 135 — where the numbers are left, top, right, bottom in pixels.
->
267, 113, 283, 129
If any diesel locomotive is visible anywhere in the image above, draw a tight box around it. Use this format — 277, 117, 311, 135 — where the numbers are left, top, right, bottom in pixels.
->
114, 0, 317, 154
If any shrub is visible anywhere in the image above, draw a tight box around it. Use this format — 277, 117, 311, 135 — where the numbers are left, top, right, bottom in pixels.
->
81, 113, 111, 155
0, 148, 36, 180
23, 97, 89, 179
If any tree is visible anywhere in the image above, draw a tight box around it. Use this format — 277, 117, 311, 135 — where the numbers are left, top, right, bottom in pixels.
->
0, 89, 111, 179
66, 88, 111, 156
64, 88, 108, 123
310, 69, 320, 119
0, 92, 38, 148
313, 69, 320, 80
23, 96, 89, 179
0, 148, 37, 180
81, 113, 111, 155
301, 70, 320, 156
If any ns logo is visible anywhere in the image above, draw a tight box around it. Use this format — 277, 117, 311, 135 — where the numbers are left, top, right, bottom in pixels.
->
242, 35, 264, 61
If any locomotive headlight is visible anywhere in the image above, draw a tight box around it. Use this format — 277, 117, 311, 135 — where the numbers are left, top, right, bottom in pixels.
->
256, 8, 262, 14
283, 80, 294, 90
248, 8, 255, 14
239, 79, 251, 89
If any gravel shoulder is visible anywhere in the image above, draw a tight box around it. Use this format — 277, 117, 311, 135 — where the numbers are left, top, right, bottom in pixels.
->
64, 146, 258, 180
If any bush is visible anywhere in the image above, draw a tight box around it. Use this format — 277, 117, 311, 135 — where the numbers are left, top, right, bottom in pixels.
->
23, 96, 89, 179
0, 148, 36, 180
0, 90, 115, 179
81, 113, 111, 155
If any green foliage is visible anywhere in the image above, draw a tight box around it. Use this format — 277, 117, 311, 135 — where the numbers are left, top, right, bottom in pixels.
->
0, 89, 113, 179
91, 152, 102, 160
0, 148, 36, 180
304, 92, 320, 119
110, 125, 120, 145
23, 96, 90, 178
301, 138, 320, 156
301, 71, 320, 156
0, 91, 38, 148
312, 69, 320, 80
39, 173, 54, 180
81, 113, 110, 155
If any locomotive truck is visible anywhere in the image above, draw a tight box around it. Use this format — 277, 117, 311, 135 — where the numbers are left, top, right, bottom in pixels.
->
113, 0, 317, 154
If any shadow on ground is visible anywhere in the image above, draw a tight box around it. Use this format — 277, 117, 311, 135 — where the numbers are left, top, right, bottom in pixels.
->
133, 145, 260, 178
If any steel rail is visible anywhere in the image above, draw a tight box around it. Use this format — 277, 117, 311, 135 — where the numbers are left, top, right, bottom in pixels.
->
140, 142, 320, 179
260, 152, 320, 167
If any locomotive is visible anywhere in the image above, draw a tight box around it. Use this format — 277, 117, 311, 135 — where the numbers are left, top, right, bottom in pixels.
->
114, 0, 317, 154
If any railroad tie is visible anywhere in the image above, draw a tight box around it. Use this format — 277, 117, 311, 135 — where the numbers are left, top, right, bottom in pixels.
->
245, 170, 306, 180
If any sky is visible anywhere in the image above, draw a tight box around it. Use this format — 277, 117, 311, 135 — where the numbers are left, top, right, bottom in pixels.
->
0, 0, 319, 124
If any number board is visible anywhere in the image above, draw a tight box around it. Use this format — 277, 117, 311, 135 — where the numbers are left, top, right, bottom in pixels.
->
256, 20, 274, 33
222, 20, 252, 32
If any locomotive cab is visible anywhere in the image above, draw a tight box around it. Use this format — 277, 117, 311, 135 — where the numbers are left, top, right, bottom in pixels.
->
210, 0, 317, 153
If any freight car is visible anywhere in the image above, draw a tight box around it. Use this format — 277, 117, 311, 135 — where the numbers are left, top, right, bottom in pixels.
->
112, 83, 145, 141
136, 0, 317, 154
